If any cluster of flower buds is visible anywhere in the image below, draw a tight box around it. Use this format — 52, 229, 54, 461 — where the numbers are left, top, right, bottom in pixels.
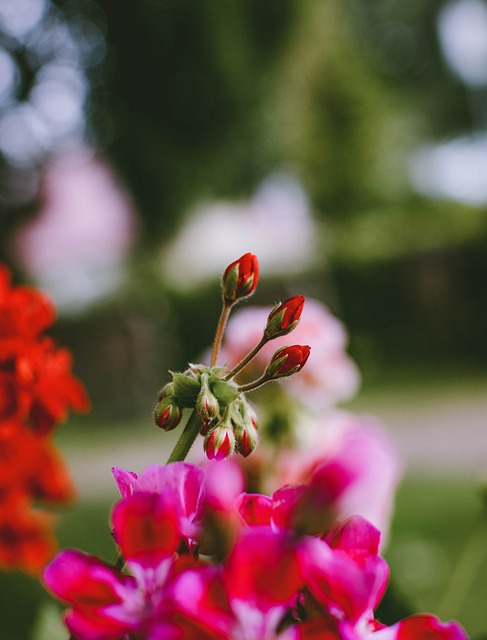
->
153, 253, 310, 462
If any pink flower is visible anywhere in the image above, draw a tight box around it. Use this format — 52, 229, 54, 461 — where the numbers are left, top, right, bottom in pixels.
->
217, 299, 359, 410
111, 462, 205, 545
275, 412, 402, 543
43, 491, 188, 639
172, 527, 303, 639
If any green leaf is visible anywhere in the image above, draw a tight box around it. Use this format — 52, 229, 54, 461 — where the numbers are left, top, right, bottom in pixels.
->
172, 372, 201, 406
210, 377, 240, 406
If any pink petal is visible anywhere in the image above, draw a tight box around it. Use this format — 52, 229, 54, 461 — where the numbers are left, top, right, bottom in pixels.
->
302, 537, 389, 623
43, 549, 123, 606
171, 565, 232, 639
65, 608, 130, 640
389, 615, 468, 640
111, 467, 138, 499
324, 515, 381, 562
112, 492, 180, 568
225, 528, 303, 610
204, 459, 245, 512
235, 493, 273, 526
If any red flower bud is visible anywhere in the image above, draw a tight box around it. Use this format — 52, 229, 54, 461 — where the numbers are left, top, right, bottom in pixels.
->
153, 397, 182, 431
264, 295, 305, 340
222, 253, 259, 304
204, 425, 235, 461
265, 345, 311, 379
236, 422, 259, 457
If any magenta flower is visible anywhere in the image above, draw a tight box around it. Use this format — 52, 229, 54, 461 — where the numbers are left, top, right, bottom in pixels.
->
112, 462, 206, 546
43, 491, 187, 639
172, 527, 303, 639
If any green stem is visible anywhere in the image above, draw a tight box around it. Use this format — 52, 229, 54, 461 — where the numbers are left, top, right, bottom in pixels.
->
224, 336, 268, 380
211, 302, 232, 367
436, 515, 487, 620
238, 374, 271, 393
167, 410, 203, 463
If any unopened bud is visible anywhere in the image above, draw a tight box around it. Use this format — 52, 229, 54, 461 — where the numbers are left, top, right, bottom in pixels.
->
158, 382, 175, 401
236, 421, 259, 457
196, 374, 220, 422
265, 345, 311, 379
204, 425, 236, 461
222, 253, 259, 304
264, 295, 305, 340
153, 396, 182, 431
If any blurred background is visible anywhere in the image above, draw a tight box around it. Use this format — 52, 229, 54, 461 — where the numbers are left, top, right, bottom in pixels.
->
1, 0, 487, 637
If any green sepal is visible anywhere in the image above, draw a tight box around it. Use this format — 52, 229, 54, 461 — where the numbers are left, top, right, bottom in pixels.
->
172, 372, 202, 406
223, 264, 239, 301
209, 377, 240, 406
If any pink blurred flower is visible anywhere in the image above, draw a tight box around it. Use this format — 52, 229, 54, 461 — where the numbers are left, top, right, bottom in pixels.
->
14, 149, 138, 310
274, 412, 402, 543
217, 299, 360, 410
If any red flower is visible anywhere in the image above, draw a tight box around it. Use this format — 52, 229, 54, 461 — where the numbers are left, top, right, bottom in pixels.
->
266, 345, 311, 379
0, 264, 90, 574
0, 494, 57, 574
264, 295, 305, 340
222, 253, 259, 304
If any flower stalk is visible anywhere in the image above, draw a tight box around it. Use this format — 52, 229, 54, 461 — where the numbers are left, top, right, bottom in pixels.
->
166, 409, 204, 463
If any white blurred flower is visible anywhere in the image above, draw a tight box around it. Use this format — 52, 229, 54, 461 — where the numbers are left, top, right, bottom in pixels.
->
161, 173, 317, 291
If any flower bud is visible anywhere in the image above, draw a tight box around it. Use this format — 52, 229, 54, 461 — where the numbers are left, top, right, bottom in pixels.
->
153, 396, 182, 431
222, 253, 259, 304
264, 295, 305, 340
265, 345, 311, 379
204, 425, 236, 461
196, 374, 220, 422
158, 382, 175, 401
236, 421, 259, 457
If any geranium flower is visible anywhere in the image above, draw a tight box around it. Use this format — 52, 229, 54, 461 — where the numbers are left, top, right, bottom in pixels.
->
274, 412, 402, 542
0, 493, 57, 574
0, 264, 89, 573
44, 491, 191, 639
112, 462, 206, 547
171, 527, 303, 640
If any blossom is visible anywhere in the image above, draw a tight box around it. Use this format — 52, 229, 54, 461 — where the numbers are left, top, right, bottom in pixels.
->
112, 462, 206, 546
0, 264, 89, 573
43, 491, 188, 639
274, 412, 402, 542
45, 462, 467, 640
171, 527, 303, 640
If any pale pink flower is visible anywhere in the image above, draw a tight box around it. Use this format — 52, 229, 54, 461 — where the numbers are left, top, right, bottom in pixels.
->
274, 411, 402, 542
218, 299, 360, 410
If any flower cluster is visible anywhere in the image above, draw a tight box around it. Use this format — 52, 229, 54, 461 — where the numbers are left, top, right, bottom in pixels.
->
40, 253, 467, 639
43, 460, 467, 640
0, 265, 89, 572
152, 253, 311, 461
